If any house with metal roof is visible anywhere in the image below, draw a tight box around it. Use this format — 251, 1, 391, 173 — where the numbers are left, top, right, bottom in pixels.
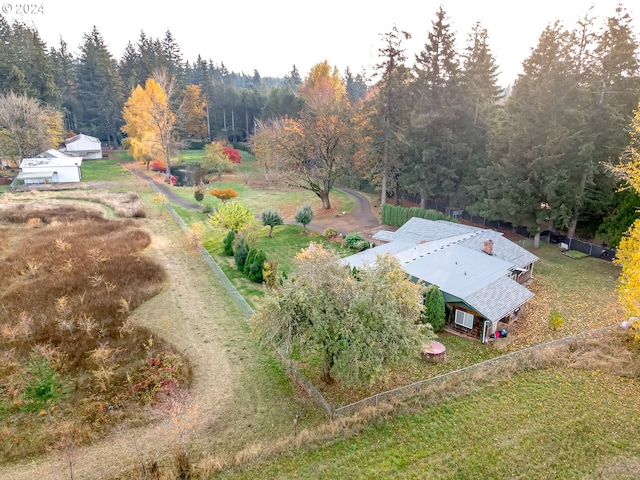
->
341, 217, 539, 342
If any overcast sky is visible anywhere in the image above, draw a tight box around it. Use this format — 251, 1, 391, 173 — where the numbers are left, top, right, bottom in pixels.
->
3, 0, 639, 87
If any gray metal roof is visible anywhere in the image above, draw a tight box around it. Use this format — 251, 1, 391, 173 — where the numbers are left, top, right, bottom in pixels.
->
400, 244, 515, 298
458, 230, 539, 268
341, 217, 538, 322
340, 241, 415, 269
392, 217, 480, 243
372, 229, 397, 242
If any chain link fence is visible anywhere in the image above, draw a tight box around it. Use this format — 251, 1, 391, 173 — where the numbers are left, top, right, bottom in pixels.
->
332, 325, 621, 419
148, 179, 255, 318
399, 192, 616, 261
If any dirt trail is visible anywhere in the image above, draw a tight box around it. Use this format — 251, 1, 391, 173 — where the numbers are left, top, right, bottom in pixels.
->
2, 209, 248, 479
2, 167, 383, 479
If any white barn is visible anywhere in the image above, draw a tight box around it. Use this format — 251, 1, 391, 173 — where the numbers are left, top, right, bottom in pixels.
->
16, 149, 83, 185
63, 133, 102, 159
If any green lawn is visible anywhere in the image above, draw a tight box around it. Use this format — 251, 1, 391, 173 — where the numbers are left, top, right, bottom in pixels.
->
211, 368, 640, 479
169, 182, 351, 220
198, 223, 351, 308
81, 158, 130, 182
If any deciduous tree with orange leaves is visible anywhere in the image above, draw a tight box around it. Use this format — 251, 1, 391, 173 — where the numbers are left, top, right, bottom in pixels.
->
251, 61, 355, 210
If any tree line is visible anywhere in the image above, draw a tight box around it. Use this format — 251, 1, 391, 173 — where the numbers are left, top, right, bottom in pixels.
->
254, 6, 640, 245
1, 6, 639, 243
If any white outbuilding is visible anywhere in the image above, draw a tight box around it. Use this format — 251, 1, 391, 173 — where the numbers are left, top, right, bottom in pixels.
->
63, 133, 103, 159
15, 149, 83, 185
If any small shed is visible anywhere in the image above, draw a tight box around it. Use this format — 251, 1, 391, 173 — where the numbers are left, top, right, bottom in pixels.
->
63, 133, 102, 159
15, 150, 82, 185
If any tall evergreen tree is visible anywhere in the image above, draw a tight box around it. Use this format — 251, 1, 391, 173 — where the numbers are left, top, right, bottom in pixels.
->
1, 20, 58, 104
76, 26, 124, 144
261, 86, 304, 120
284, 65, 302, 89
402, 7, 468, 207
50, 38, 80, 132
457, 22, 502, 207
362, 26, 412, 207
580, 6, 640, 238
119, 41, 142, 92
474, 22, 578, 245
344, 67, 368, 104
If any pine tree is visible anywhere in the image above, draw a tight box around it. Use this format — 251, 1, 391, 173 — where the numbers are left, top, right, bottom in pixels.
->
76, 27, 124, 145
474, 21, 577, 245
261, 207, 284, 238
362, 26, 412, 207
403, 6, 468, 207
457, 22, 502, 207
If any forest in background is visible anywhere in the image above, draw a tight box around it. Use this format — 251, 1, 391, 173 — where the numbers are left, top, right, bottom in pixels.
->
1, 5, 640, 244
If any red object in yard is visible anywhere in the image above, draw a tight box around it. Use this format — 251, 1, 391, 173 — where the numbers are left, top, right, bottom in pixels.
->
422, 340, 447, 363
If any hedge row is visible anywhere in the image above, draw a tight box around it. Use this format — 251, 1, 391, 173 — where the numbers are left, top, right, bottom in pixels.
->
381, 204, 451, 227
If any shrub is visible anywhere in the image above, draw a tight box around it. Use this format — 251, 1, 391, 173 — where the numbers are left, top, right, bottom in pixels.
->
247, 250, 267, 283
21, 353, 67, 414
234, 237, 249, 271
223, 146, 242, 164
243, 248, 257, 276
125, 352, 187, 404
209, 188, 239, 203
423, 285, 445, 331
323, 227, 338, 239
549, 309, 565, 330
263, 260, 279, 289
194, 186, 205, 203
223, 230, 235, 256
354, 240, 370, 252
150, 158, 166, 172
295, 203, 314, 232
345, 232, 366, 250
381, 204, 451, 227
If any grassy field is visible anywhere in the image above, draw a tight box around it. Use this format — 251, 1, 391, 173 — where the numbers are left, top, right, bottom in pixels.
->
210, 366, 640, 479
3, 151, 638, 479
81, 158, 131, 182
168, 181, 350, 220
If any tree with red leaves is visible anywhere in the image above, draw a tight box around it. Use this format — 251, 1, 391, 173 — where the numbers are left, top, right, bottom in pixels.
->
223, 147, 242, 164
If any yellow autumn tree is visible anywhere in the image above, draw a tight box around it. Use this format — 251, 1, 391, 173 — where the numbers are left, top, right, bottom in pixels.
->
300, 60, 347, 107
612, 102, 640, 340
122, 78, 175, 182
180, 84, 208, 140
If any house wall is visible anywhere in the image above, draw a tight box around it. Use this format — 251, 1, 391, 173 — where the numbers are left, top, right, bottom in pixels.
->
444, 304, 483, 339
55, 167, 81, 182
22, 167, 81, 183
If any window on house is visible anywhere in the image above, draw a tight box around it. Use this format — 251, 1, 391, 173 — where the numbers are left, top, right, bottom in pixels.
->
455, 310, 474, 329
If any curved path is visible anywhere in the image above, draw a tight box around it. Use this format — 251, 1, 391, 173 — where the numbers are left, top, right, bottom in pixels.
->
3, 171, 320, 479
127, 165, 383, 237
